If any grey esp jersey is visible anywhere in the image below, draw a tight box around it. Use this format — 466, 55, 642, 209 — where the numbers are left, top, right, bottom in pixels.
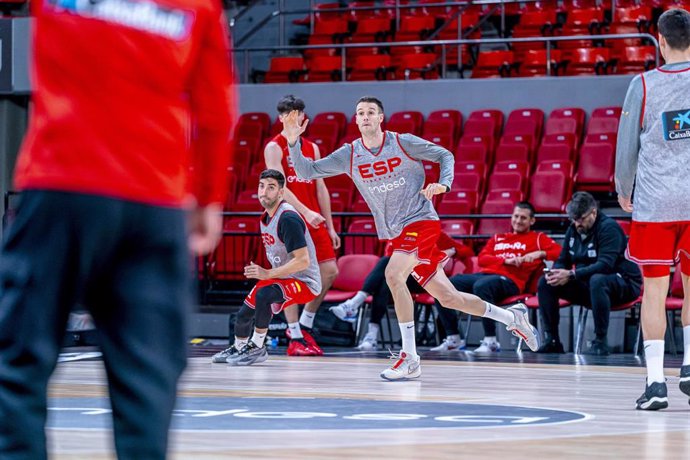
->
289, 131, 454, 239
260, 202, 322, 295
633, 66, 690, 222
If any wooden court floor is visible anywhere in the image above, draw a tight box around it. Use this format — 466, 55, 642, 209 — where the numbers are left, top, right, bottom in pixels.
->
47, 349, 690, 459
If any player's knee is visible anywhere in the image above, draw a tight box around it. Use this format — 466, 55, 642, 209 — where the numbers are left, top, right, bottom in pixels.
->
254, 286, 275, 307
589, 274, 607, 291
384, 266, 407, 288
472, 278, 495, 299
323, 263, 338, 285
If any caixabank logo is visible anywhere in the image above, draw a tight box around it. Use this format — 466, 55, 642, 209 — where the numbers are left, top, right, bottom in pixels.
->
663, 109, 690, 141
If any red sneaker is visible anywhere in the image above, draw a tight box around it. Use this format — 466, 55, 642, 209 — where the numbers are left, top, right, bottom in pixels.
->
287, 338, 320, 356
301, 329, 324, 356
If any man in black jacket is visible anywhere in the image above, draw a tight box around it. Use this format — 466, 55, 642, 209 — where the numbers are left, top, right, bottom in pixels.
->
537, 192, 642, 355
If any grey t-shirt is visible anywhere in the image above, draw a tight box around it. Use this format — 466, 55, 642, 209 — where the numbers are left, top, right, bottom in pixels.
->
615, 62, 690, 222
288, 131, 454, 239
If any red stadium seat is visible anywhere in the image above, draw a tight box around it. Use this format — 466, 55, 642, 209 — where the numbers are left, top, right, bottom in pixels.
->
467, 109, 504, 137
484, 190, 524, 203
536, 143, 575, 164
324, 254, 381, 303
232, 190, 262, 212
389, 111, 424, 136
345, 219, 382, 255
529, 162, 574, 212
545, 107, 585, 139
350, 16, 393, 44
587, 113, 620, 135
237, 112, 272, 140
440, 219, 475, 237
428, 109, 463, 141
312, 112, 348, 139
307, 56, 345, 82
471, 50, 516, 78
393, 52, 440, 80
463, 118, 497, 138
396, 14, 436, 41
487, 171, 527, 195
613, 46, 657, 74
477, 199, 514, 235
264, 56, 306, 83
575, 142, 615, 191
516, 49, 564, 77
562, 48, 612, 76
499, 133, 537, 157
440, 190, 480, 212
504, 108, 544, 140
349, 54, 395, 81
455, 137, 491, 164
495, 140, 531, 164
210, 218, 260, 280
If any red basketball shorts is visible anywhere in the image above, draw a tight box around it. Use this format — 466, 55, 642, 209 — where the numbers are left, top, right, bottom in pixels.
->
627, 220, 690, 276
389, 220, 448, 286
308, 225, 336, 263
244, 279, 317, 314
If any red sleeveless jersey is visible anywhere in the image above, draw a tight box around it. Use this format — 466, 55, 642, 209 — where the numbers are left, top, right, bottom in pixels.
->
271, 134, 322, 214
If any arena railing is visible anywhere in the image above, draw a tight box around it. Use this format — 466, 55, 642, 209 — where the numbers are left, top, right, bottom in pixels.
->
234, 33, 659, 83
233, 0, 622, 48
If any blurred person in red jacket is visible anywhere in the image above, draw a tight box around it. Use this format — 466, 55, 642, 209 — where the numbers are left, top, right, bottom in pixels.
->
433, 202, 560, 353
0, 1, 236, 458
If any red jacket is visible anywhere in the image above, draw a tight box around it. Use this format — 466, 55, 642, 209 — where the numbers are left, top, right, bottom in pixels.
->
478, 231, 561, 292
14, 0, 236, 207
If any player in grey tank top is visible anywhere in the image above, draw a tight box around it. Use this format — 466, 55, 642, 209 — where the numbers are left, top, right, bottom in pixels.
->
284, 96, 541, 381
219, 170, 322, 367
615, 8, 690, 410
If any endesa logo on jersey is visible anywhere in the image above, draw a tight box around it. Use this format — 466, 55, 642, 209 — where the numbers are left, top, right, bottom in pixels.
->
357, 157, 402, 178
261, 233, 275, 246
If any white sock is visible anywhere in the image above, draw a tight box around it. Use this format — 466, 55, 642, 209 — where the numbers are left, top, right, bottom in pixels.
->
484, 336, 497, 344
300, 310, 316, 329
446, 334, 461, 344
482, 302, 514, 326
644, 340, 665, 384
350, 291, 368, 307
683, 325, 690, 366
234, 337, 248, 349
251, 330, 267, 348
367, 322, 380, 337
399, 321, 417, 358
288, 322, 303, 339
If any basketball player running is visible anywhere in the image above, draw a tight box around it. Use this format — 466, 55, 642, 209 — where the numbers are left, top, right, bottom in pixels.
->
223, 169, 322, 366
284, 96, 540, 381
264, 95, 340, 356
616, 8, 690, 410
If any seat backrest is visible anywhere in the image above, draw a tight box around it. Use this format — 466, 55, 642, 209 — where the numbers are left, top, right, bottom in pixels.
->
477, 200, 514, 235
576, 143, 614, 183
468, 109, 504, 136
528, 170, 570, 212
332, 254, 381, 291
428, 109, 463, 137
344, 219, 381, 255
389, 111, 424, 135
536, 142, 574, 164
495, 142, 531, 163
269, 56, 305, 73
440, 219, 475, 237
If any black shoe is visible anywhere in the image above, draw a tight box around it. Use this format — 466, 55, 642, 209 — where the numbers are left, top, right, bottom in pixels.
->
536, 339, 564, 354
583, 338, 609, 356
680, 365, 690, 403
635, 381, 668, 410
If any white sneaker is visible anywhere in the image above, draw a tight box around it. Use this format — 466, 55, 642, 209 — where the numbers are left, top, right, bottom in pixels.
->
430, 337, 466, 352
329, 297, 361, 323
380, 351, 421, 381
506, 303, 540, 352
474, 341, 501, 353
356, 334, 378, 351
